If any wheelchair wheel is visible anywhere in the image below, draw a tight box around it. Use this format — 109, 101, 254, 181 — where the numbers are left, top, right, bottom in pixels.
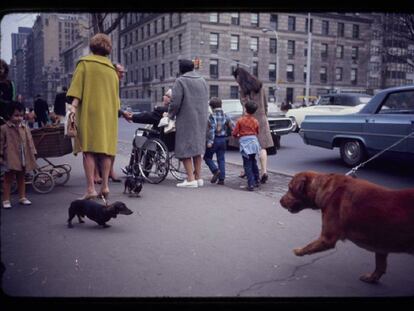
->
169, 152, 186, 181
32, 171, 55, 194
50, 165, 70, 186
138, 138, 169, 184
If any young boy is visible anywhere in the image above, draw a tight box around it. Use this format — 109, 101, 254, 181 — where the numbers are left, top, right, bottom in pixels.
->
203, 97, 234, 185
232, 100, 261, 191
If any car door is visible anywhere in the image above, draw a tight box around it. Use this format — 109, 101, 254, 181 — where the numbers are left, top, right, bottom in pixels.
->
363, 90, 414, 155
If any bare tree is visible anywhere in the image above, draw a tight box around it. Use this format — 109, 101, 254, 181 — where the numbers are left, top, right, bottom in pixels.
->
90, 13, 125, 35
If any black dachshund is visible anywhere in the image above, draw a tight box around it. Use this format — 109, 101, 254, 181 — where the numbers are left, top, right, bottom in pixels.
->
68, 200, 133, 228
123, 176, 143, 197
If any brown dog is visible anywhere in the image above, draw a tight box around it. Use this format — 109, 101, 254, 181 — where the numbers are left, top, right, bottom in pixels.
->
280, 171, 414, 283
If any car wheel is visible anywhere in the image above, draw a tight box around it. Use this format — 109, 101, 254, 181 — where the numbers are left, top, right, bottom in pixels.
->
340, 140, 366, 167
289, 117, 299, 132
272, 133, 281, 149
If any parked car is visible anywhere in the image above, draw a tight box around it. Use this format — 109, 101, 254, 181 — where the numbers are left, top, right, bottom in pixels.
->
221, 99, 294, 149
286, 93, 373, 132
299, 85, 414, 166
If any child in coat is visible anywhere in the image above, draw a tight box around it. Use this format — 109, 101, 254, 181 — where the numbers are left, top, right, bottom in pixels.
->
232, 100, 261, 191
203, 97, 234, 185
1, 101, 38, 208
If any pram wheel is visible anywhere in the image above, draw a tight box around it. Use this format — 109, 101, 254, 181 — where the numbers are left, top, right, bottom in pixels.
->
51, 165, 70, 186
32, 171, 55, 194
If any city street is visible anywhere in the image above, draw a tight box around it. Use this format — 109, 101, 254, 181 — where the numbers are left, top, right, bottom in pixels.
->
2, 123, 413, 301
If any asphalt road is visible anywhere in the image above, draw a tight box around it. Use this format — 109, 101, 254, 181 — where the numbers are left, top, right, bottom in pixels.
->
118, 119, 414, 189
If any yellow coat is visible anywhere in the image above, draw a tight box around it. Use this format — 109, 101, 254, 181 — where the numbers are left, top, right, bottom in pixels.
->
67, 54, 120, 156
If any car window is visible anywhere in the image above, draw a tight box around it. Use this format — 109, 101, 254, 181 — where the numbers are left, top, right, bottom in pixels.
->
378, 91, 414, 114
222, 100, 243, 114
317, 96, 332, 105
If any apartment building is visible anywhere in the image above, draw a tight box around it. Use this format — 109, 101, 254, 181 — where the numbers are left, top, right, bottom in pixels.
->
119, 12, 373, 107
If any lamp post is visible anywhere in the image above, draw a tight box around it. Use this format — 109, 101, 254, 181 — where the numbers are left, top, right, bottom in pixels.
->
262, 27, 279, 103
305, 13, 312, 106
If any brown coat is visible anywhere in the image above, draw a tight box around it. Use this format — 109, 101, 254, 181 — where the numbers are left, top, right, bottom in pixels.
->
0, 121, 38, 171
241, 87, 274, 149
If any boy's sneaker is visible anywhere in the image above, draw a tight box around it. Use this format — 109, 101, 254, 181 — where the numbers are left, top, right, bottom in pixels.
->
19, 197, 32, 205
247, 186, 254, 191
177, 180, 198, 188
217, 180, 225, 185
2, 200, 12, 209
210, 170, 221, 183
197, 179, 204, 187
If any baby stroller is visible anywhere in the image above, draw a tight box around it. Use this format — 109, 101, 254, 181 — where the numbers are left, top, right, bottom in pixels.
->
123, 124, 186, 184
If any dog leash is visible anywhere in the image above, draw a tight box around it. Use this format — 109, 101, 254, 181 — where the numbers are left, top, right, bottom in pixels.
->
345, 130, 414, 178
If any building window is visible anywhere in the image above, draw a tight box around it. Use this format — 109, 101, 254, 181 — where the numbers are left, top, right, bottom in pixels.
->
178, 34, 182, 51
305, 17, 313, 33
322, 20, 329, 35
169, 37, 173, 53
336, 45, 344, 58
352, 24, 360, 39
169, 13, 173, 28
250, 37, 259, 52
252, 61, 258, 77
210, 85, 219, 98
162, 40, 165, 56
268, 87, 276, 102
169, 61, 173, 77
321, 43, 328, 58
286, 87, 294, 104
154, 43, 158, 57
335, 67, 343, 81
269, 38, 277, 54
351, 68, 358, 84
286, 64, 294, 81
320, 67, 327, 83
337, 22, 344, 37
147, 45, 151, 59
369, 61, 380, 73
162, 17, 165, 32
230, 35, 239, 51
287, 40, 295, 58
230, 85, 239, 99
210, 59, 219, 79
251, 13, 259, 27
351, 46, 359, 60
154, 65, 158, 79
270, 14, 278, 30
161, 63, 165, 79
209, 13, 219, 23
288, 16, 296, 31
269, 63, 276, 81
146, 24, 150, 37
230, 13, 239, 25
154, 20, 157, 34
210, 33, 219, 50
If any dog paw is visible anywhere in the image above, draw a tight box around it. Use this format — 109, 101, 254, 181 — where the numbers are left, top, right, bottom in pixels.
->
293, 248, 305, 256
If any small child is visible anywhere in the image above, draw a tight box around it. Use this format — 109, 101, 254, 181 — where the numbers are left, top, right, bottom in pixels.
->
232, 100, 261, 191
203, 97, 234, 185
1, 101, 38, 208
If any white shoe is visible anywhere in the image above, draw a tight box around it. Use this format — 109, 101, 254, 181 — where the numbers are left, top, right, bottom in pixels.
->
197, 179, 204, 187
3, 200, 12, 209
19, 197, 32, 205
176, 180, 198, 188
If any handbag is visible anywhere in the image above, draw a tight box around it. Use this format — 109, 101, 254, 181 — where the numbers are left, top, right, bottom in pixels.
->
164, 118, 176, 134
65, 111, 77, 138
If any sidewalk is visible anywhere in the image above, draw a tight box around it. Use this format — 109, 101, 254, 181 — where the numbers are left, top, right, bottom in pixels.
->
2, 146, 414, 298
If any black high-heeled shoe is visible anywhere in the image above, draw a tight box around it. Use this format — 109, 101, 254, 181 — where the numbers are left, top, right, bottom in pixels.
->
109, 176, 121, 183
260, 173, 268, 184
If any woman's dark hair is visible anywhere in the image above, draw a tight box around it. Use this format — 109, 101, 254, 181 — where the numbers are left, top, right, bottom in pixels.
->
7, 101, 25, 117
179, 59, 194, 75
209, 97, 222, 109
0, 59, 9, 77
244, 100, 258, 115
232, 67, 262, 95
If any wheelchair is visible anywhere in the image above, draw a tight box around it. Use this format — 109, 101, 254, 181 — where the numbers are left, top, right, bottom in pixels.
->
123, 125, 187, 184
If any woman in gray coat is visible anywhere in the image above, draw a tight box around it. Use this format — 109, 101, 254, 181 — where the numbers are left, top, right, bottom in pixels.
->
168, 59, 209, 188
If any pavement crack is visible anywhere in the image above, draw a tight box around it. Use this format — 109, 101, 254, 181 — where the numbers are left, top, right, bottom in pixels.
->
236, 248, 338, 296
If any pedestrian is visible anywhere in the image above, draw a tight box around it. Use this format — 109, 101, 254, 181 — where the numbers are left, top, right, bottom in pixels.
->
53, 86, 68, 123
203, 97, 234, 185
232, 100, 261, 191
122, 88, 175, 175
1, 101, 38, 208
67, 33, 121, 200
33, 94, 49, 128
167, 59, 209, 188
232, 67, 274, 184
25, 108, 36, 128
0, 59, 16, 126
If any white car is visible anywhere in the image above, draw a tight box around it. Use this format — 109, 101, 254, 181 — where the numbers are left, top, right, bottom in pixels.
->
285, 93, 373, 132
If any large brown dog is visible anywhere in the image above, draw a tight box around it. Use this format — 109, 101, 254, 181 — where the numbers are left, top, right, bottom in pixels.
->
280, 171, 414, 283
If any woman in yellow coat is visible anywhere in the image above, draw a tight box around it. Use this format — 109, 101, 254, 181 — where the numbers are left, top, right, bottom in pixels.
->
67, 33, 120, 200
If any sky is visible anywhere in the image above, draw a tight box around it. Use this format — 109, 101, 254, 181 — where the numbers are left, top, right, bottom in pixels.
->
1, 13, 38, 64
